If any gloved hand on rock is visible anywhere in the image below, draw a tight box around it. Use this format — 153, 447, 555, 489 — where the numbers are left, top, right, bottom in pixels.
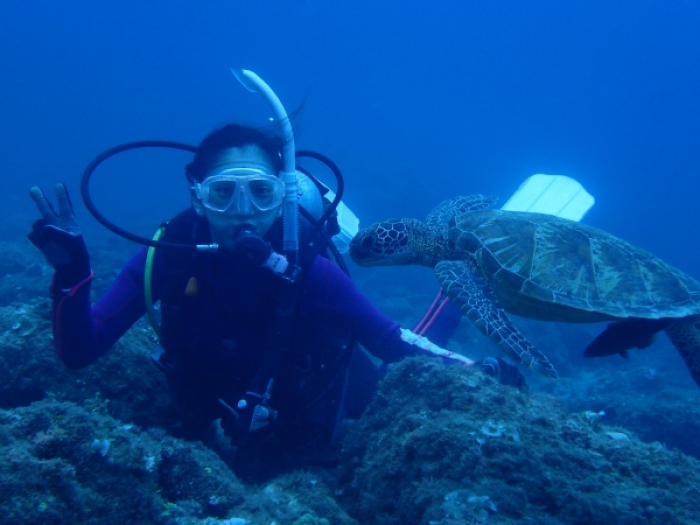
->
476, 356, 526, 388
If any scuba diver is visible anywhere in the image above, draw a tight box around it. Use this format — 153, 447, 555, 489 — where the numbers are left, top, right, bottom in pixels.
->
27, 70, 523, 461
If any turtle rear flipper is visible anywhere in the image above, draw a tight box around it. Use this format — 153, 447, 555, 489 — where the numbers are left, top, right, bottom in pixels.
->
584, 318, 674, 359
666, 314, 700, 387
436, 259, 558, 379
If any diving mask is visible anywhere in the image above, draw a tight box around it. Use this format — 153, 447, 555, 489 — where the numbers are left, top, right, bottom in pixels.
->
194, 168, 285, 214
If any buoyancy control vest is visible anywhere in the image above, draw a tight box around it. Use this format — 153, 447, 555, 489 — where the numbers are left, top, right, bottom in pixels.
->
151, 207, 357, 447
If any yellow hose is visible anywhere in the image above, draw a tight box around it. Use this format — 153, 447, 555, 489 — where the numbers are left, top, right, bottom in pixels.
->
145, 226, 166, 339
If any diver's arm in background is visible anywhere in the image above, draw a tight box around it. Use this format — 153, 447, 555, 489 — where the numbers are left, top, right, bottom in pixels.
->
52, 248, 157, 369
304, 256, 429, 363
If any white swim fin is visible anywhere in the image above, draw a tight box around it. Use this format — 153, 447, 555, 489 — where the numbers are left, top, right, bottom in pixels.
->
500, 174, 595, 221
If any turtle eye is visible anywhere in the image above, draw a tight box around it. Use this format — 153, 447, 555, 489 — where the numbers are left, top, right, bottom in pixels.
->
359, 232, 377, 251
351, 231, 378, 258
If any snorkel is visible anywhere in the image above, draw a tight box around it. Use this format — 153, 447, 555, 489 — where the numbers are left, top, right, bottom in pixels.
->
79, 69, 353, 338
80, 71, 352, 265
231, 69, 299, 261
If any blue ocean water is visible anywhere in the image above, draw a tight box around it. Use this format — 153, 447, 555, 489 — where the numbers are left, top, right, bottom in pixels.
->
2, 3, 700, 521
1, 1, 698, 272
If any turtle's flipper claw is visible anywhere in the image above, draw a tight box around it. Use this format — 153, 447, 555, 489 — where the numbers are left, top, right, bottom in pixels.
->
436, 259, 559, 379
521, 350, 559, 379
495, 326, 558, 379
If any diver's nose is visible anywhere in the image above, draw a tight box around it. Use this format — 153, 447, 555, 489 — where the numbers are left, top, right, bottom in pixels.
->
233, 190, 254, 216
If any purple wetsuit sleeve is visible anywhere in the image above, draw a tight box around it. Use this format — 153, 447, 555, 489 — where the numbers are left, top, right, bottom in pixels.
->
52, 248, 157, 369
303, 256, 418, 363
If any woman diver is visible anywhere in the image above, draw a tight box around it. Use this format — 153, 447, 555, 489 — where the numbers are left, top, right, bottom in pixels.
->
27, 71, 522, 461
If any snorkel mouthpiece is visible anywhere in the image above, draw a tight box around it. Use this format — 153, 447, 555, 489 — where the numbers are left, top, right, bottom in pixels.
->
232, 69, 299, 257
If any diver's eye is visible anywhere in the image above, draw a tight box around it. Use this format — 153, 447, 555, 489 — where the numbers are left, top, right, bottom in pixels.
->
208, 180, 236, 203
249, 180, 276, 205
252, 187, 272, 197
249, 181, 273, 197
215, 187, 234, 198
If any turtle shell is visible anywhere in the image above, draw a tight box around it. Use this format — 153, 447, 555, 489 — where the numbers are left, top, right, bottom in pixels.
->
449, 210, 700, 321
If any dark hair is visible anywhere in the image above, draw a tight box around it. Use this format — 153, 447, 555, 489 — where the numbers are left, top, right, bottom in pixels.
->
185, 124, 285, 183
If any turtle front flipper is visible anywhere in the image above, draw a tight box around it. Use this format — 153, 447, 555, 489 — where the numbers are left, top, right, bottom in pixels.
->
665, 314, 700, 388
436, 260, 558, 379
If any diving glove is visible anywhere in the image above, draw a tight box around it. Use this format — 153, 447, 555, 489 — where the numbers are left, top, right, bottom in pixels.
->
477, 357, 526, 388
28, 183, 90, 289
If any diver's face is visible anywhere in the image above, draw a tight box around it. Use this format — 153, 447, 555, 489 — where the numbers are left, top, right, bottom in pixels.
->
190, 145, 282, 244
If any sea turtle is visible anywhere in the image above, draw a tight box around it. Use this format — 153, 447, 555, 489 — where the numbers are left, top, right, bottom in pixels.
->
349, 195, 700, 385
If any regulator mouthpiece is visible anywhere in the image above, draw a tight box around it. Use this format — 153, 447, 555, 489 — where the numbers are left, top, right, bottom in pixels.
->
224, 227, 271, 266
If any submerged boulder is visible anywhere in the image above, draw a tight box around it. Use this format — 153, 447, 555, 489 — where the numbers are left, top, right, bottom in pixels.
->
339, 357, 700, 525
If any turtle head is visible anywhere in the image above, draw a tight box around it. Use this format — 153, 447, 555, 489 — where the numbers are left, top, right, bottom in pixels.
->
350, 218, 439, 267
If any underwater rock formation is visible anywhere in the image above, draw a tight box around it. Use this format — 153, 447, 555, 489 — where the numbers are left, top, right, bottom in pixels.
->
3, 239, 700, 524
0, 398, 356, 525
339, 357, 700, 525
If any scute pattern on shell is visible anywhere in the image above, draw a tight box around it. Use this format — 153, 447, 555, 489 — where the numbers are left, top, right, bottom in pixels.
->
450, 210, 700, 319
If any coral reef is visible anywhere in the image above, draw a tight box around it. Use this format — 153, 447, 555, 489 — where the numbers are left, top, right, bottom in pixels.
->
0, 398, 356, 525
3, 238, 700, 524
338, 357, 700, 525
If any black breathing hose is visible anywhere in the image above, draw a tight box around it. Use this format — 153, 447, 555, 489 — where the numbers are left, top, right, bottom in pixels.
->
80, 141, 350, 273
81, 140, 201, 251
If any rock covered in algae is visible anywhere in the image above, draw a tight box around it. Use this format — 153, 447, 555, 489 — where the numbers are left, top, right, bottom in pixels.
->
338, 356, 700, 525
0, 399, 356, 525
